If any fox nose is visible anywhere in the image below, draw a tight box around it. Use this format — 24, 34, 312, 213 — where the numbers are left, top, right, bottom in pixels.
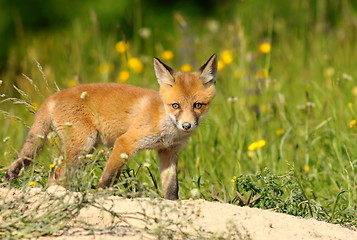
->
182, 122, 192, 130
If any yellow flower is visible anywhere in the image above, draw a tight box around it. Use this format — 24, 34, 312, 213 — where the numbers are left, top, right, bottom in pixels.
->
257, 69, 269, 79
181, 64, 192, 72
117, 70, 130, 83
10, 119, 17, 126
352, 86, 357, 97
260, 104, 269, 113
248, 139, 266, 151
31, 102, 39, 112
115, 41, 129, 53
348, 102, 353, 109
161, 50, 174, 61
324, 67, 335, 78
217, 60, 225, 71
276, 129, 285, 136
98, 62, 114, 75
67, 79, 77, 88
230, 176, 237, 183
349, 120, 357, 128
221, 50, 233, 64
29, 181, 37, 187
234, 69, 243, 78
128, 58, 143, 73
49, 163, 56, 169
304, 165, 310, 172
259, 42, 271, 54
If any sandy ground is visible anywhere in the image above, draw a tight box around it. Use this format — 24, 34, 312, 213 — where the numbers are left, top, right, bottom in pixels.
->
1, 186, 356, 240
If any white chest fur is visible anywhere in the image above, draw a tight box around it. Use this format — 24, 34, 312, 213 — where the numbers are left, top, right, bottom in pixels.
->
137, 117, 191, 151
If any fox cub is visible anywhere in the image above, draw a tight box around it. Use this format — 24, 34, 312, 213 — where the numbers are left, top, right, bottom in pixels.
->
6, 54, 217, 200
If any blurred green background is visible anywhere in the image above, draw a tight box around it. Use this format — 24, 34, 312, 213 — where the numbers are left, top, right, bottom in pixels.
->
0, 0, 357, 227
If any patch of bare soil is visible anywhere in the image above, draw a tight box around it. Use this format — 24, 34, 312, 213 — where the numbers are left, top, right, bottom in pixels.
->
1, 186, 356, 240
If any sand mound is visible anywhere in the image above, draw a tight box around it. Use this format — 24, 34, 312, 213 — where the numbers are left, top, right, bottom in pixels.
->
0, 186, 356, 240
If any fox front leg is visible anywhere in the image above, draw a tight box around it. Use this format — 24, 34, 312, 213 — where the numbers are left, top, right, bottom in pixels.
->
97, 135, 137, 189
158, 147, 181, 200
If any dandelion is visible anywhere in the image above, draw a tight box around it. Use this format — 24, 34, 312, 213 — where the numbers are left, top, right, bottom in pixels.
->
259, 42, 271, 54
117, 70, 130, 83
98, 62, 114, 75
128, 58, 143, 73
248, 139, 266, 151
29, 181, 37, 187
49, 163, 56, 168
230, 176, 236, 183
260, 104, 269, 113
349, 120, 356, 128
217, 60, 225, 71
115, 41, 129, 53
80, 91, 88, 99
275, 129, 285, 136
221, 50, 233, 64
67, 79, 77, 88
304, 165, 310, 172
181, 64, 192, 72
161, 50, 174, 61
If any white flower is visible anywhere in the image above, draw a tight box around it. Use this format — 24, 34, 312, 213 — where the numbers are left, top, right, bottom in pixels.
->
342, 73, 352, 81
143, 161, 151, 168
190, 188, 201, 198
227, 97, 238, 103
47, 131, 57, 140
139, 28, 151, 39
207, 20, 219, 33
80, 91, 88, 99
120, 153, 129, 159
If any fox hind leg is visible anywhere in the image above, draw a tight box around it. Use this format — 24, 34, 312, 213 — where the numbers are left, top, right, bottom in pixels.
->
5, 106, 51, 181
49, 121, 97, 187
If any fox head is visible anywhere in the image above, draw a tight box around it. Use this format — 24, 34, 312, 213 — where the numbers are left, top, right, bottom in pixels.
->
154, 54, 217, 132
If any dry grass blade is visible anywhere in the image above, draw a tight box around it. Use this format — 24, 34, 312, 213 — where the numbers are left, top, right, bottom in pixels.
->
12, 85, 31, 101
21, 73, 44, 98
0, 110, 30, 127
34, 58, 51, 94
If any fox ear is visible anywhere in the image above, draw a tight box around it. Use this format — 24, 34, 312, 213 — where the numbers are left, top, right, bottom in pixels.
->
154, 58, 175, 87
199, 53, 217, 86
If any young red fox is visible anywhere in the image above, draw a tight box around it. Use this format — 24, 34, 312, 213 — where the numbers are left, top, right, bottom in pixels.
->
6, 54, 217, 200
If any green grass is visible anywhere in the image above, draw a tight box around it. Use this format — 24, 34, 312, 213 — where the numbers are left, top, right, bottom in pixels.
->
0, 0, 356, 233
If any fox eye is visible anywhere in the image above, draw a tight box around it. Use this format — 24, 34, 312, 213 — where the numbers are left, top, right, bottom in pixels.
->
171, 103, 180, 109
193, 103, 203, 109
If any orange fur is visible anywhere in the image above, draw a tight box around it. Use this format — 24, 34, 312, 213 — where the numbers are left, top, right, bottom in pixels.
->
6, 54, 217, 200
